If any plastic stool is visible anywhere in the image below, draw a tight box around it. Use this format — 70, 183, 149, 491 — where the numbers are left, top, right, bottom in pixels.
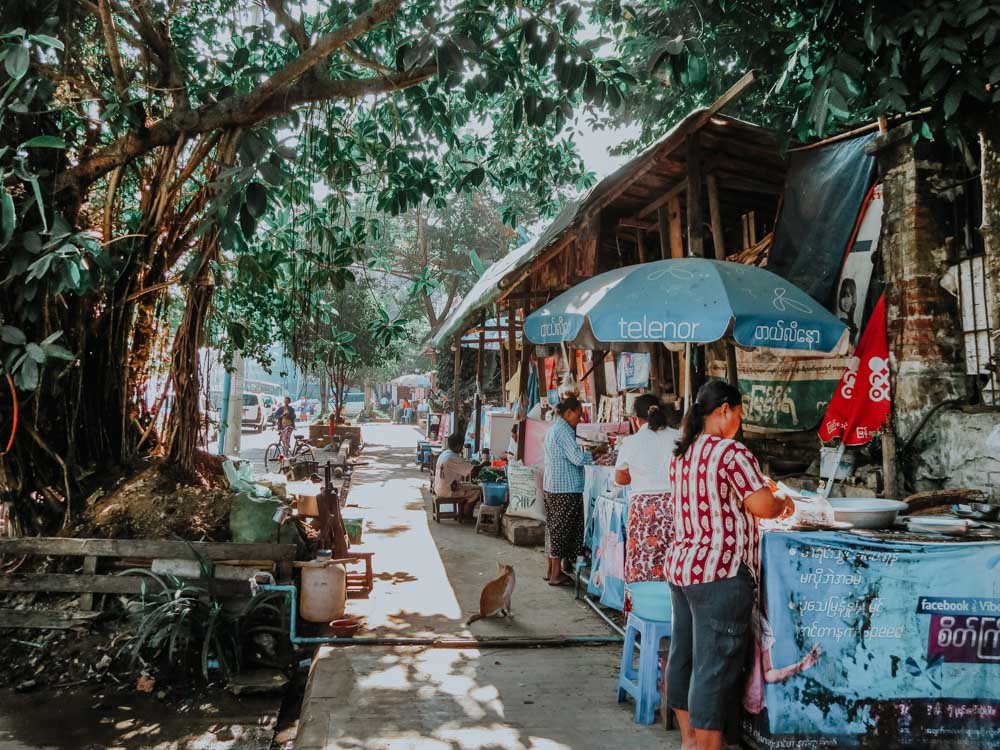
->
616, 612, 672, 724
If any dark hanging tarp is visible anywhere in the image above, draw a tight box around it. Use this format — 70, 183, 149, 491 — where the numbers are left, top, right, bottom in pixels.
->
767, 133, 878, 305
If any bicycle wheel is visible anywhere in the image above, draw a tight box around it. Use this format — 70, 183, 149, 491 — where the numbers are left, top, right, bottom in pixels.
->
263, 443, 283, 473
293, 443, 315, 463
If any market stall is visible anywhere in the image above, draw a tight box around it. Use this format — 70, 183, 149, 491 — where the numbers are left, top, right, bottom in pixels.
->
744, 530, 1000, 749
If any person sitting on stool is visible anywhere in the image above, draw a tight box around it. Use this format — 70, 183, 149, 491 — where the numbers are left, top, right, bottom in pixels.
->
434, 432, 481, 520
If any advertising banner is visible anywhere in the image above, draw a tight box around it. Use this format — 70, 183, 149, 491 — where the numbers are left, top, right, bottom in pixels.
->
617, 352, 651, 389
743, 531, 1000, 749
734, 350, 845, 431
586, 494, 627, 612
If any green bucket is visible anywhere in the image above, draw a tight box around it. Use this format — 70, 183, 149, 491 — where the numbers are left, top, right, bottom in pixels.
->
344, 517, 363, 545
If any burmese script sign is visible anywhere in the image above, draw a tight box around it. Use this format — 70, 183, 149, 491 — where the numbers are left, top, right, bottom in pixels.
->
743, 532, 1000, 750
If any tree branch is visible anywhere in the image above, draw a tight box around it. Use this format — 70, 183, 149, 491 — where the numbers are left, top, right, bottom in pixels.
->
55, 65, 435, 195
265, 0, 311, 52
98, 0, 129, 95
244, 0, 404, 115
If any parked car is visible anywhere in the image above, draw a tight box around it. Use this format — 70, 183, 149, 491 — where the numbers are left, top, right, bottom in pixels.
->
328, 391, 366, 418
242, 392, 268, 432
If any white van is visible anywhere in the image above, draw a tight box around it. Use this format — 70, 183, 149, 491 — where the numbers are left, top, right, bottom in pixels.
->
241, 393, 268, 432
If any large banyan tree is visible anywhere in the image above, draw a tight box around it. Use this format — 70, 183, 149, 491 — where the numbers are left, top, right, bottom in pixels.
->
0, 0, 635, 527
1, 0, 997, 532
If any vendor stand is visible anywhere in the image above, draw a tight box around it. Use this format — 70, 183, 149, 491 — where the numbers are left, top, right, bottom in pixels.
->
744, 529, 1000, 749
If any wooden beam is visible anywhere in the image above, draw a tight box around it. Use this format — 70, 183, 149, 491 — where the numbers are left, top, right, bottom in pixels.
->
636, 229, 647, 263
707, 173, 725, 260
0, 574, 251, 597
668, 197, 684, 258
0, 610, 100, 630
498, 237, 571, 292
579, 70, 759, 224
637, 180, 686, 220
0, 538, 296, 560
618, 218, 657, 232
687, 132, 704, 257
657, 205, 671, 260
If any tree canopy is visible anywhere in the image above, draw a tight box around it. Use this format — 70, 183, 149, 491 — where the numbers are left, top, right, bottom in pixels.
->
0, 0, 997, 529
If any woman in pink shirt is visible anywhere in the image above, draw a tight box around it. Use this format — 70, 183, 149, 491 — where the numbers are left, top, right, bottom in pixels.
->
664, 381, 792, 750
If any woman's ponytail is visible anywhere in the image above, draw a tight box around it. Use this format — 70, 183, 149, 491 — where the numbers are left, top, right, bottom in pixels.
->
672, 380, 742, 457
633, 393, 668, 432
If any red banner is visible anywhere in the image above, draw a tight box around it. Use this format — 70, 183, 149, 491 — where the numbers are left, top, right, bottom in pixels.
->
818, 294, 890, 446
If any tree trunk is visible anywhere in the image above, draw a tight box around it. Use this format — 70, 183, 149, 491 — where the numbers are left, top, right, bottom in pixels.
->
163, 243, 218, 478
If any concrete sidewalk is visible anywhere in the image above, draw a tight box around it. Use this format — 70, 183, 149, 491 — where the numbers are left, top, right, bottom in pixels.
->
295, 424, 678, 750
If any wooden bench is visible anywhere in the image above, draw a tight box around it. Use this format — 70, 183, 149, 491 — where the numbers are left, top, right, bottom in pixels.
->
0, 538, 297, 627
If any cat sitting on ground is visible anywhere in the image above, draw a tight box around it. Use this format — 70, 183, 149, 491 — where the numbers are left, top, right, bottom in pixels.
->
465, 562, 515, 624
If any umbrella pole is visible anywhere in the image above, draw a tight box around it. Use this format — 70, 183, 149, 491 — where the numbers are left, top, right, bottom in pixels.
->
684, 343, 692, 413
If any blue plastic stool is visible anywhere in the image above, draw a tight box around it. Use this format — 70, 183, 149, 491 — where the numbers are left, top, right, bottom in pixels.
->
617, 612, 672, 724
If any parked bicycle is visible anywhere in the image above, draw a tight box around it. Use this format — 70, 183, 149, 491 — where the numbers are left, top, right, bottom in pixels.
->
264, 430, 315, 473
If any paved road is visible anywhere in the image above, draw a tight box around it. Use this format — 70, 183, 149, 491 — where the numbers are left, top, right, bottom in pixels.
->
295, 424, 678, 750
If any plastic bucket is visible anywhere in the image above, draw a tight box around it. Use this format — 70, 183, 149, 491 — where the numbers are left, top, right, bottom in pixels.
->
626, 581, 672, 622
343, 517, 363, 544
482, 482, 507, 507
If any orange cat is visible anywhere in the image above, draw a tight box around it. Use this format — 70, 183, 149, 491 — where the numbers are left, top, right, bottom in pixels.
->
466, 562, 515, 624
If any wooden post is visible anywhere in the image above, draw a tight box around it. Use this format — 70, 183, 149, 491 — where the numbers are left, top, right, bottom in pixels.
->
592, 350, 608, 400
687, 133, 704, 257
882, 432, 900, 498
726, 346, 739, 387
507, 305, 518, 403
668, 197, 684, 258
473, 319, 485, 452
516, 342, 531, 461
80, 555, 97, 611
497, 319, 507, 398
452, 335, 462, 432
707, 173, 725, 260
657, 205, 671, 260
636, 228, 647, 263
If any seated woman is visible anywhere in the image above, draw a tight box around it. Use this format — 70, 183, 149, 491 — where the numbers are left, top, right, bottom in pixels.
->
614, 394, 679, 614
433, 432, 480, 520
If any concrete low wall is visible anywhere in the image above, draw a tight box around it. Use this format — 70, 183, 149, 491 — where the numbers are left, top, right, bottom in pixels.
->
912, 409, 1000, 500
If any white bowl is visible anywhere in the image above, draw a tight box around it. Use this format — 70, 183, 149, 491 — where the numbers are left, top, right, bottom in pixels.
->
828, 498, 908, 529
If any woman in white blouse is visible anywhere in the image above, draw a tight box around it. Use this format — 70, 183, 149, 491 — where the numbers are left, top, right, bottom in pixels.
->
614, 394, 679, 614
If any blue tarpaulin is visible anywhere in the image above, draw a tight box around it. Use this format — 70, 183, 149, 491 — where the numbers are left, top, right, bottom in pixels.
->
767, 134, 878, 306
744, 531, 1000, 749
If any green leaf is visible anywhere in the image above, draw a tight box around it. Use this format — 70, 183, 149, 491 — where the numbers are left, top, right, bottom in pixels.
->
20, 135, 66, 149
0, 189, 13, 249
25, 342, 46, 363
563, 6, 582, 32
943, 82, 963, 119
469, 249, 485, 277
28, 177, 47, 233
0, 325, 26, 345
233, 46, 250, 68
5, 45, 29, 80
42, 343, 75, 361
245, 182, 267, 218
28, 34, 63, 50
18, 358, 39, 391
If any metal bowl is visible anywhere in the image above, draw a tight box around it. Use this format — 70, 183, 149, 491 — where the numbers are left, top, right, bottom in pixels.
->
828, 498, 908, 529
953, 503, 1000, 521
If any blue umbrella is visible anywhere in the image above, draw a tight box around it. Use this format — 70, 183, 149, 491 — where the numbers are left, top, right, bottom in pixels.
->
524, 258, 848, 354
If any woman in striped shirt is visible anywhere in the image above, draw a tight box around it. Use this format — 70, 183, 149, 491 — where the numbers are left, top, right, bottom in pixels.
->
664, 381, 792, 750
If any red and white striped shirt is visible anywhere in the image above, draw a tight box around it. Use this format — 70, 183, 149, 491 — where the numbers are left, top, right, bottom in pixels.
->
667, 435, 767, 586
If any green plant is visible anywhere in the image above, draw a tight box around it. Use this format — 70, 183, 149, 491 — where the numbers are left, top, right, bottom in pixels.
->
120, 574, 292, 682
476, 467, 506, 485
